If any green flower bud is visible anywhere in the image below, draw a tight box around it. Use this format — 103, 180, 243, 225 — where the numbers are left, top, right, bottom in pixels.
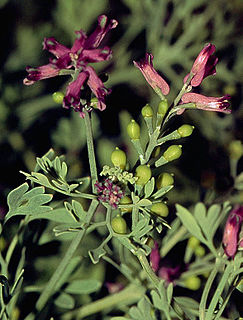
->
157, 99, 168, 116
184, 276, 201, 291
194, 245, 205, 257
111, 147, 127, 170
142, 104, 153, 118
127, 120, 140, 140
156, 172, 174, 189
151, 202, 169, 217
120, 195, 132, 213
111, 215, 127, 234
188, 236, 200, 250
52, 92, 64, 104
163, 145, 182, 162
178, 124, 194, 138
135, 165, 152, 186
228, 140, 243, 160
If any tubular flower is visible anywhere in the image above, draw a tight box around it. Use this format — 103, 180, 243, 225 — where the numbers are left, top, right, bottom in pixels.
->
95, 179, 124, 209
223, 206, 243, 258
23, 15, 118, 116
134, 53, 170, 98
184, 43, 218, 87
181, 92, 231, 114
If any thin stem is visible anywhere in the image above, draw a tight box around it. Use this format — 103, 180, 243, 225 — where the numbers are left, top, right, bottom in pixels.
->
84, 110, 98, 193
35, 199, 99, 313
135, 249, 160, 288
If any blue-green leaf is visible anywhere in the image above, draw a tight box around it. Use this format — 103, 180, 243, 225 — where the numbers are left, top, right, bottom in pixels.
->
65, 279, 101, 294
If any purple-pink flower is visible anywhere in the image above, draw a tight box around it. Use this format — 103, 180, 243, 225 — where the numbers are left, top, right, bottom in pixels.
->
223, 206, 243, 258
23, 15, 118, 116
95, 179, 124, 209
134, 53, 170, 98
184, 43, 218, 87
181, 92, 231, 114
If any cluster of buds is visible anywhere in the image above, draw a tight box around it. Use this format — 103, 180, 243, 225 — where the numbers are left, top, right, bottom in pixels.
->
94, 178, 124, 209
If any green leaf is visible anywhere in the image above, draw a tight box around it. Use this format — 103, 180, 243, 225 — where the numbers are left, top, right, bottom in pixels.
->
136, 199, 152, 207
144, 178, 155, 198
88, 246, 107, 264
152, 185, 173, 199
28, 208, 76, 224
65, 279, 102, 295
129, 297, 154, 320
54, 292, 75, 309
176, 204, 205, 244
5, 183, 53, 223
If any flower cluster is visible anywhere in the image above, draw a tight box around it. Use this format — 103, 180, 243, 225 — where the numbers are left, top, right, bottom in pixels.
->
95, 178, 124, 209
223, 205, 243, 258
100, 165, 138, 184
24, 15, 118, 117
134, 43, 231, 114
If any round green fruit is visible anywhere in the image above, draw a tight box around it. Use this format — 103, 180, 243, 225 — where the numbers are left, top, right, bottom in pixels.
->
156, 172, 174, 189
111, 215, 127, 234
127, 120, 140, 140
111, 147, 127, 170
151, 202, 169, 217
135, 165, 152, 186
52, 92, 64, 104
163, 145, 182, 162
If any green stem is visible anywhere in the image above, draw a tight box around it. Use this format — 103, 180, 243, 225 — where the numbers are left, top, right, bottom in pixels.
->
144, 128, 160, 163
61, 284, 145, 320
132, 207, 139, 231
84, 110, 98, 193
35, 199, 99, 313
135, 249, 160, 288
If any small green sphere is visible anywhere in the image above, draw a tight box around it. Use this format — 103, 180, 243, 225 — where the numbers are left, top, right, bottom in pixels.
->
119, 195, 132, 213
163, 145, 182, 162
151, 202, 169, 217
188, 236, 200, 250
52, 92, 64, 104
157, 99, 168, 116
135, 165, 152, 186
111, 215, 127, 234
111, 147, 127, 170
178, 124, 194, 138
127, 120, 140, 140
185, 276, 201, 291
142, 104, 153, 118
195, 245, 205, 257
156, 172, 174, 189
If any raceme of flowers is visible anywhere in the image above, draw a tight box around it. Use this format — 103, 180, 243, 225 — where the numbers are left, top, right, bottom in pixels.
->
23, 15, 118, 117
134, 43, 231, 114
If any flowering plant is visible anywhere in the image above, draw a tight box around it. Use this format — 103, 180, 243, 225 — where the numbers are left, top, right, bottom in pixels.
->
0, 7, 242, 320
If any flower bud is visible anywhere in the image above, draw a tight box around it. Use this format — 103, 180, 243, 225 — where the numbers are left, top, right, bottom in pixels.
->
188, 236, 200, 250
135, 165, 152, 186
184, 276, 201, 291
163, 145, 182, 162
111, 215, 127, 234
52, 92, 64, 104
111, 147, 127, 170
142, 104, 153, 118
228, 140, 243, 160
151, 202, 169, 217
194, 245, 205, 257
119, 195, 132, 213
127, 120, 140, 140
157, 99, 168, 116
178, 124, 194, 138
156, 172, 174, 189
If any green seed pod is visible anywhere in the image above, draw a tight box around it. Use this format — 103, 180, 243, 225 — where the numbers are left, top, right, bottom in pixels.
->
188, 236, 200, 250
228, 140, 243, 160
52, 92, 64, 104
178, 124, 194, 138
156, 172, 174, 189
194, 245, 205, 257
151, 202, 169, 217
142, 104, 153, 118
127, 120, 140, 140
163, 145, 182, 162
184, 276, 201, 291
157, 99, 168, 116
135, 165, 152, 186
111, 215, 127, 234
111, 147, 127, 170
152, 146, 161, 158
119, 195, 132, 213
